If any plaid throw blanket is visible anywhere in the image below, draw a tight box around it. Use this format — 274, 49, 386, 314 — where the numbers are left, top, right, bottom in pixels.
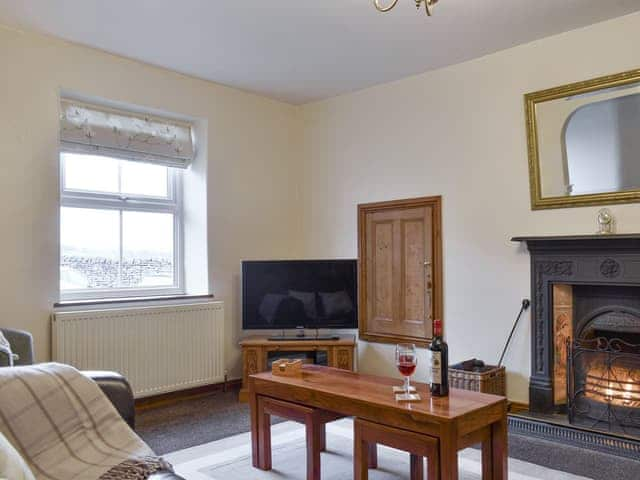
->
0, 363, 173, 480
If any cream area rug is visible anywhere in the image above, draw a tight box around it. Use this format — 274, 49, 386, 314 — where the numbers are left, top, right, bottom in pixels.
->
165, 418, 589, 480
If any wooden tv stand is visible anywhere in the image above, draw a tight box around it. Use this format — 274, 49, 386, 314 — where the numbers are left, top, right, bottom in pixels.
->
238, 335, 356, 402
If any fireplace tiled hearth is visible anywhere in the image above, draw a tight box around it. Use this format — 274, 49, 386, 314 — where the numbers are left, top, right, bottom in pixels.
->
511, 234, 640, 458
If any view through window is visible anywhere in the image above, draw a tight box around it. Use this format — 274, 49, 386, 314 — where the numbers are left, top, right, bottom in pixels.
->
60, 152, 183, 298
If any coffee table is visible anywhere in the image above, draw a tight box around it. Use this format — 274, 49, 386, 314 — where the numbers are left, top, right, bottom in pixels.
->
249, 364, 508, 480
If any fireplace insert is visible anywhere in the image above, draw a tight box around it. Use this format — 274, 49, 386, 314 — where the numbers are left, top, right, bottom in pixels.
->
567, 337, 640, 438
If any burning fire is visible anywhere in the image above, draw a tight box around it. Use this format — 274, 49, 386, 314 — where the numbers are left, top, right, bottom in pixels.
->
585, 366, 640, 408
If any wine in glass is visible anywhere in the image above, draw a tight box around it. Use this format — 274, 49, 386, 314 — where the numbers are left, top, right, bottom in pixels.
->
395, 343, 420, 402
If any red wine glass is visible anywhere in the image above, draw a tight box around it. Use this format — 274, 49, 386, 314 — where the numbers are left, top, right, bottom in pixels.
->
395, 343, 417, 395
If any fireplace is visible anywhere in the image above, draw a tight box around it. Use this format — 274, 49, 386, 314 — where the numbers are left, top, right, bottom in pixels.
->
513, 234, 640, 440
568, 337, 640, 438
556, 284, 640, 437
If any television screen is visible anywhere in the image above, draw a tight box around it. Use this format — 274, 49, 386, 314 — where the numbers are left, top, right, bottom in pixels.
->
242, 259, 358, 330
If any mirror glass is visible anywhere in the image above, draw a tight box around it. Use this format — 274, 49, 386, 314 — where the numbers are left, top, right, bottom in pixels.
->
535, 81, 640, 199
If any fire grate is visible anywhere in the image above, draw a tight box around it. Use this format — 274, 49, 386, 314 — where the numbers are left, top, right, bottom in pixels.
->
567, 337, 640, 438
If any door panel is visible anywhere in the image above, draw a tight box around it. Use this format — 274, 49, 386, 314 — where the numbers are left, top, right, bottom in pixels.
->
401, 215, 428, 338
368, 219, 394, 330
358, 197, 442, 346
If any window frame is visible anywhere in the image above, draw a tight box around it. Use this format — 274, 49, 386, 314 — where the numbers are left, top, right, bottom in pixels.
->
59, 152, 185, 301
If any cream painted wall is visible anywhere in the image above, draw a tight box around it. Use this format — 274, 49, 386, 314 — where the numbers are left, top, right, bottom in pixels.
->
2, 13, 640, 402
299, 13, 640, 402
0, 24, 303, 378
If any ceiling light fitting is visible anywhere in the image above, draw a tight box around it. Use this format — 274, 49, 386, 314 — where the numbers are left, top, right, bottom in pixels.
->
373, 0, 439, 16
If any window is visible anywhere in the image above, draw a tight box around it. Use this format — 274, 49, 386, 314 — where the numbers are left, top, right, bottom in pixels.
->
58, 98, 195, 300
60, 152, 183, 299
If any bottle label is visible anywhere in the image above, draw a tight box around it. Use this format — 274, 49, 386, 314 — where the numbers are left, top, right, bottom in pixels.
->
431, 351, 442, 385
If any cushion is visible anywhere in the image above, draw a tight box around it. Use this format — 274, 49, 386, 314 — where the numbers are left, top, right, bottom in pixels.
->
0, 431, 35, 480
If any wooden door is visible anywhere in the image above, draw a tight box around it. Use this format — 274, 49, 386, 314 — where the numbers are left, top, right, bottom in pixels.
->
358, 196, 442, 346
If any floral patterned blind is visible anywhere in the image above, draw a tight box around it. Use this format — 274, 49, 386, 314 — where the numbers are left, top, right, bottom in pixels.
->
59, 99, 194, 168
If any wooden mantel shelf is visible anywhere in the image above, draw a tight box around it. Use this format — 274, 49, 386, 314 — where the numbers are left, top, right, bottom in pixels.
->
512, 234, 640, 254
512, 234, 640, 242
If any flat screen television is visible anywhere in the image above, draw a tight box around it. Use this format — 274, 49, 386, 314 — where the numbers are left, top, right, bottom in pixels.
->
242, 259, 358, 330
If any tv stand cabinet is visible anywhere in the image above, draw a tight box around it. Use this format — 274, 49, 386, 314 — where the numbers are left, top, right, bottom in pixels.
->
238, 335, 356, 402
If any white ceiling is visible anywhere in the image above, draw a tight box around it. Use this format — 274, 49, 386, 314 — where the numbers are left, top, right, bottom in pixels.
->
1, 0, 639, 104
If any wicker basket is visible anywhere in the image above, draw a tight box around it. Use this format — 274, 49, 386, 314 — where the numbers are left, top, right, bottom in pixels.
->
449, 362, 506, 396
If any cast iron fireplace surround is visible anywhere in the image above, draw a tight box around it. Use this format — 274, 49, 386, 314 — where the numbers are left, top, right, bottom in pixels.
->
513, 234, 640, 414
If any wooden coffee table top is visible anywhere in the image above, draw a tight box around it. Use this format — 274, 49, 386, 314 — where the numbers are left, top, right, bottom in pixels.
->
251, 364, 505, 424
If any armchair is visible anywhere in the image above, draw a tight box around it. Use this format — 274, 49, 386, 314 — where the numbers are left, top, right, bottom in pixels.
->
0, 328, 34, 366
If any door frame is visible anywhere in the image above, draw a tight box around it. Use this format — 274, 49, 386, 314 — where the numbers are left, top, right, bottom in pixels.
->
357, 195, 443, 347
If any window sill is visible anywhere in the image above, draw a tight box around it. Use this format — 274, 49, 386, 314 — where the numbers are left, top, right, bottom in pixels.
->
54, 294, 214, 311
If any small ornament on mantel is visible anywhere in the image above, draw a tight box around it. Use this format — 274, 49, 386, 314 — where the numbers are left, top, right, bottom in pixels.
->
596, 208, 615, 235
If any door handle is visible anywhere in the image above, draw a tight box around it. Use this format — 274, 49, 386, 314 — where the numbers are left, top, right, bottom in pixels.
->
424, 260, 432, 322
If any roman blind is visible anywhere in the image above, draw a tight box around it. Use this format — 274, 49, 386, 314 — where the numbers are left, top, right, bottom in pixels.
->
59, 99, 194, 168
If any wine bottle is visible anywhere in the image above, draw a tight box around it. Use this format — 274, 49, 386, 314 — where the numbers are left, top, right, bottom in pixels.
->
429, 319, 449, 397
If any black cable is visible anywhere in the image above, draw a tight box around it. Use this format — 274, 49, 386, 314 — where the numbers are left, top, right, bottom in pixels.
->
498, 298, 530, 367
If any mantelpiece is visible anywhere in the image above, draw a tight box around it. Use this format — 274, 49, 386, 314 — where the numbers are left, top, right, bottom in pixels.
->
512, 234, 640, 413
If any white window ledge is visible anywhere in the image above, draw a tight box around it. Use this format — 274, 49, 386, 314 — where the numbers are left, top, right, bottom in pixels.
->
54, 294, 214, 312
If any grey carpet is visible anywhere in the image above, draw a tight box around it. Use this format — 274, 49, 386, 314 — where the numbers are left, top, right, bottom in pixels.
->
508, 433, 640, 480
137, 389, 284, 455
137, 389, 640, 479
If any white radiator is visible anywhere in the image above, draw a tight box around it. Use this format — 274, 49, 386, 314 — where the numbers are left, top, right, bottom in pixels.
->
52, 301, 225, 398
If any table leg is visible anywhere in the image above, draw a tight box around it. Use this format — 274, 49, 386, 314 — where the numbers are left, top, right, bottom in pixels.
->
438, 424, 458, 480
427, 449, 438, 480
368, 443, 378, 469
410, 454, 424, 480
482, 435, 493, 480
354, 421, 369, 480
257, 397, 272, 470
491, 414, 508, 480
305, 412, 322, 480
319, 423, 326, 452
249, 389, 260, 468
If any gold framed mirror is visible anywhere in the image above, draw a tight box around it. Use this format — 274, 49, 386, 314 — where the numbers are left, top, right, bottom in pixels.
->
525, 68, 640, 210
